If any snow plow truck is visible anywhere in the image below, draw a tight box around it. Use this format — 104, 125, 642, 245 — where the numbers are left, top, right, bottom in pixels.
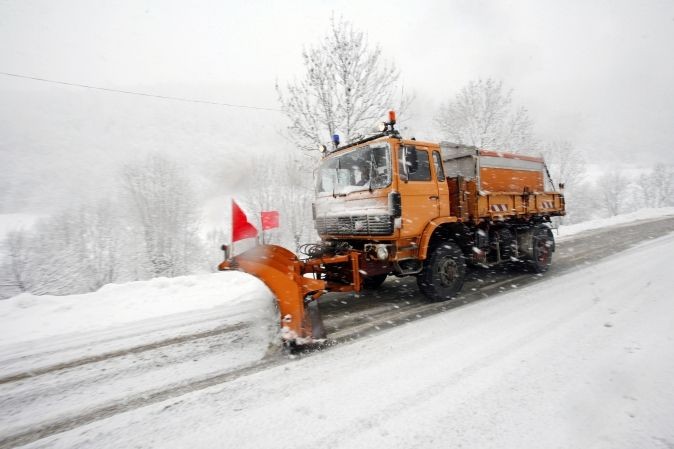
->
219, 112, 565, 346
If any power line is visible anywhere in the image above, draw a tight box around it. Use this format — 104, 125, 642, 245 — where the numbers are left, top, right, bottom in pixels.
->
0, 71, 283, 112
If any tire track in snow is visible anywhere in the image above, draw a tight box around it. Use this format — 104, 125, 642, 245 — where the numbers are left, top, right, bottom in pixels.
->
300, 296, 613, 449
0, 323, 247, 385
321, 215, 674, 342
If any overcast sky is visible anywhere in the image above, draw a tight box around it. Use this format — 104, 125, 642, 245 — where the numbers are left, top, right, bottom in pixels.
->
1, 0, 674, 209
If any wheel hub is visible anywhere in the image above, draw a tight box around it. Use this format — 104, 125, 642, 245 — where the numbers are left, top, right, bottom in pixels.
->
437, 257, 458, 287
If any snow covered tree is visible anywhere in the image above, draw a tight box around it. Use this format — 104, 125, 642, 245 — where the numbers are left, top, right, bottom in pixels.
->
652, 164, 674, 207
564, 180, 601, 223
0, 158, 211, 297
277, 15, 411, 151
597, 170, 628, 216
76, 200, 130, 290
636, 163, 673, 208
24, 209, 93, 295
0, 229, 31, 298
536, 140, 587, 224
243, 152, 315, 251
205, 228, 228, 272
434, 78, 536, 152
120, 153, 203, 278
0, 208, 109, 297
277, 156, 315, 250
538, 140, 586, 189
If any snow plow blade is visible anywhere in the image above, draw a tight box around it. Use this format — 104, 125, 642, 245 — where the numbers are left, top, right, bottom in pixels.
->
219, 245, 328, 345
219, 244, 363, 345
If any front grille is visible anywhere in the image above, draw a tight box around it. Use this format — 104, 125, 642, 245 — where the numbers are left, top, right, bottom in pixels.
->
315, 215, 394, 236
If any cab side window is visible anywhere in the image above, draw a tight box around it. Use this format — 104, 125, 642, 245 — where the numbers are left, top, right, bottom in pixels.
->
399, 148, 431, 181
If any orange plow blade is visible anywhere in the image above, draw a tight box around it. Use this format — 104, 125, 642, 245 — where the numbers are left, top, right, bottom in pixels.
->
219, 245, 327, 344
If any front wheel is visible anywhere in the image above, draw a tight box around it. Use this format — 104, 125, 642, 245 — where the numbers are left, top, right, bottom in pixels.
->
417, 241, 466, 301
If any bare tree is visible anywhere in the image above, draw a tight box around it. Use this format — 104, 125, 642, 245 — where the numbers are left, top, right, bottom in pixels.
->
21, 209, 92, 295
280, 156, 316, 250
121, 153, 202, 278
597, 170, 628, 216
0, 157, 211, 298
0, 208, 114, 297
635, 163, 673, 208
205, 228, 228, 271
564, 180, 601, 223
244, 152, 315, 251
76, 200, 130, 290
277, 15, 411, 151
435, 78, 536, 152
0, 230, 31, 297
539, 140, 586, 189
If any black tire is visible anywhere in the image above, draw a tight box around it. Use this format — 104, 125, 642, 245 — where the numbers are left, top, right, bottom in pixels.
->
530, 225, 554, 273
417, 241, 466, 301
362, 273, 388, 290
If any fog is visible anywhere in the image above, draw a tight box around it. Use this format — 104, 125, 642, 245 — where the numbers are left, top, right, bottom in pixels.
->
1, 0, 673, 212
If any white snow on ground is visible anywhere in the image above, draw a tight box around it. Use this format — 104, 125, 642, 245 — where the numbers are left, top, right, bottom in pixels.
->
556, 207, 674, 240
0, 272, 275, 347
20, 230, 674, 449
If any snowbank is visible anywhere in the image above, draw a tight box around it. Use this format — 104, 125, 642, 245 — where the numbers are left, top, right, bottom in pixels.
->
0, 271, 276, 347
556, 207, 674, 240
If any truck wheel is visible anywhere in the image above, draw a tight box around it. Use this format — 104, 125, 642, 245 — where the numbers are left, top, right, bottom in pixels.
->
362, 274, 388, 290
417, 241, 466, 301
530, 226, 554, 273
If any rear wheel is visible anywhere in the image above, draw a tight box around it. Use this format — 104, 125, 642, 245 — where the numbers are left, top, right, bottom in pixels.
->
362, 274, 388, 290
530, 226, 554, 273
417, 241, 466, 301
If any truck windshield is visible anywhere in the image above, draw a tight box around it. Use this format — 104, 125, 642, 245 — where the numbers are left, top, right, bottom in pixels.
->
316, 143, 391, 195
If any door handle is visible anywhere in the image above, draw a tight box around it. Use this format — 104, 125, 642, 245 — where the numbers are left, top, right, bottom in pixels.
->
429, 195, 439, 200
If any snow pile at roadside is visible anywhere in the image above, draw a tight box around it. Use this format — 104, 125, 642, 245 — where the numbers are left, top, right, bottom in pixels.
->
556, 207, 674, 240
0, 271, 276, 347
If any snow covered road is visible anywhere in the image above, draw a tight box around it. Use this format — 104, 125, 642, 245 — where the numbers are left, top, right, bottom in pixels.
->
1, 215, 674, 448
318, 214, 674, 342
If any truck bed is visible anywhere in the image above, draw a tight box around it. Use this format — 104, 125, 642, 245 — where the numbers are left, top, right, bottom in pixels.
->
441, 142, 565, 221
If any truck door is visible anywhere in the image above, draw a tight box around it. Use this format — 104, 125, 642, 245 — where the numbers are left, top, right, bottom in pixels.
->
432, 150, 450, 217
397, 145, 440, 238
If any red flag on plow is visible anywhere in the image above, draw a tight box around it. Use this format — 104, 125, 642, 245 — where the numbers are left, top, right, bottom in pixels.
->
261, 211, 279, 230
232, 200, 258, 242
